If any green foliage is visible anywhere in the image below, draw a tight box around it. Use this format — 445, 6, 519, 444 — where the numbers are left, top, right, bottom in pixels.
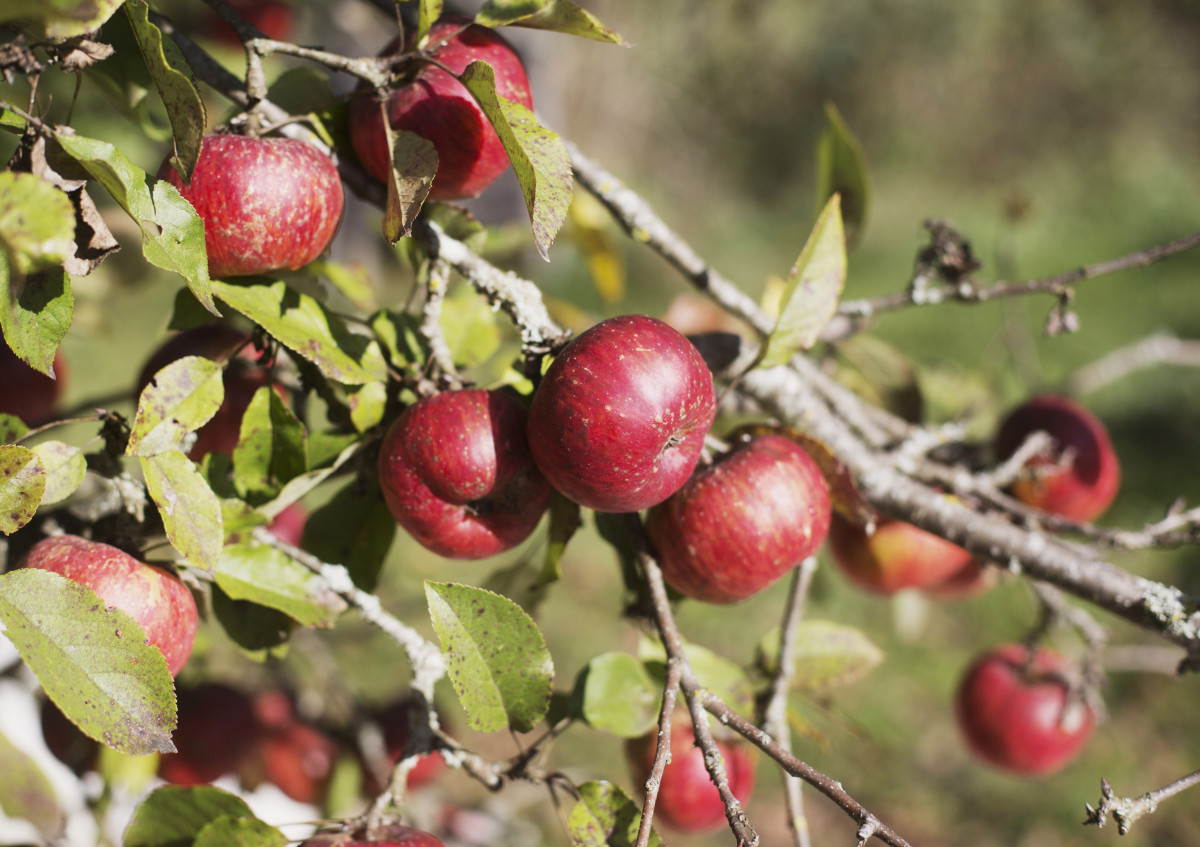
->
127, 357, 225, 457
0, 728, 62, 838
214, 543, 347, 627
0, 172, 75, 275
28, 440, 86, 505
567, 781, 659, 847
815, 103, 870, 250
425, 581, 554, 732
480, 1, 626, 44
123, 786, 259, 847
758, 620, 883, 691
0, 259, 72, 376
232, 386, 307, 502
0, 445, 45, 534
0, 569, 177, 756
575, 652, 659, 738
140, 450, 224, 572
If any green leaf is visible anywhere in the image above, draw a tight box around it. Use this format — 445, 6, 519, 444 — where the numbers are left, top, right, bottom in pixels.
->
537, 490, 580, 588
214, 543, 346, 628
0, 727, 62, 838
568, 781, 659, 847
371, 308, 425, 370
141, 450, 223, 572
412, 0, 444, 46
256, 438, 364, 520
758, 620, 884, 691
484, 1, 626, 44
302, 480, 395, 593
232, 386, 307, 502
124, 785, 255, 847
3, 0, 123, 41
759, 194, 846, 368
440, 283, 503, 368
0, 414, 29, 443
212, 279, 387, 385
195, 815, 287, 847
0, 444, 45, 534
0, 172, 76, 275
0, 569, 177, 756
382, 130, 438, 242
639, 638, 755, 718
29, 440, 86, 505
425, 581, 554, 733
346, 381, 386, 433
458, 61, 572, 260
127, 356, 225, 457
576, 653, 659, 738
0, 256, 73, 377
51, 131, 215, 315
815, 102, 871, 250
123, 0, 206, 183
310, 259, 377, 313
210, 585, 292, 659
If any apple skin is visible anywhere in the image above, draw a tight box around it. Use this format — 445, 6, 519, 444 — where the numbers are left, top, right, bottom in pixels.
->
378, 388, 551, 560
159, 683, 261, 786
994, 394, 1120, 522
627, 722, 756, 834
0, 342, 67, 425
955, 643, 1095, 775
348, 15, 533, 201
137, 324, 283, 461
159, 133, 344, 278
527, 315, 717, 513
20, 535, 198, 677
828, 513, 978, 595
266, 502, 308, 547
646, 434, 831, 604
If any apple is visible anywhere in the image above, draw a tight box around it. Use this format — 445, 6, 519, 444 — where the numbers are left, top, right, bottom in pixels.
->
137, 323, 284, 460
159, 683, 261, 786
361, 698, 446, 795
20, 535, 198, 677
159, 133, 344, 278
260, 716, 340, 804
0, 341, 67, 425
378, 388, 551, 559
203, 0, 294, 47
300, 825, 447, 847
993, 394, 1121, 522
266, 502, 308, 547
828, 513, 978, 595
348, 15, 533, 201
955, 643, 1095, 775
646, 434, 831, 603
627, 721, 756, 834
40, 697, 98, 775
527, 315, 717, 513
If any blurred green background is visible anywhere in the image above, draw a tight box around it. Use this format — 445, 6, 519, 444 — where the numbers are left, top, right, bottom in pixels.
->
7, 1, 1200, 845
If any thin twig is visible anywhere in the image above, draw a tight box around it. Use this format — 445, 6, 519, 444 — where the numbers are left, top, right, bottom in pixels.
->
634, 660, 681, 847
1084, 770, 1200, 834
1066, 332, 1200, 396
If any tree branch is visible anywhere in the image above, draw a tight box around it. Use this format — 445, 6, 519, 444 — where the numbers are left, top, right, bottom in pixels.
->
1084, 770, 1200, 835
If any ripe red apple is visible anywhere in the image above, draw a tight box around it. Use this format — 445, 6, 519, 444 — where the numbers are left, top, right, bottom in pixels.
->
40, 697, 98, 774
159, 133, 344, 278
994, 394, 1120, 522
0, 342, 67, 425
361, 699, 446, 795
627, 722, 756, 834
300, 825, 447, 847
260, 717, 339, 804
955, 643, 1095, 775
266, 502, 308, 547
828, 513, 978, 595
137, 323, 284, 460
646, 434, 831, 603
20, 535, 198, 677
348, 15, 533, 201
159, 683, 261, 786
527, 315, 717, 513
377, 388, 551, 559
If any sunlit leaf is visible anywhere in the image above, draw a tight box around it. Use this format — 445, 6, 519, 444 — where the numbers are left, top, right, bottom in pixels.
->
141, 450, 223, 571
0, 444, 45, 534
815, 102, 870, 250
758, 620, 884, 691
124, 785, 255, 847
0, 172, 75, 275
127, 356, 224, 457
29, 440, 86, 505
232, 386, 307, 502
576, 653, 659, 738
3, 0, 123, 41
0, 256, 73, 377
568, 781, 659, 847
383, 130, 437, 242
214, 543, 346, 628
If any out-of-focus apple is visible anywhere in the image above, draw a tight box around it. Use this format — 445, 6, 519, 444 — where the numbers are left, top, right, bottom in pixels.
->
260, 717, 340, 804
361, 698, 445, 795
0, 341, 67, 425
203, 0, 294, 47
994, 394, 1120, 522
647, 434, 831, 603
266, 502, 308, 548
828, 513, 978, 595
527, 315, 717, 513
348, 15, 533, 201
20, 534, 198, 676
159, 683, 261, 786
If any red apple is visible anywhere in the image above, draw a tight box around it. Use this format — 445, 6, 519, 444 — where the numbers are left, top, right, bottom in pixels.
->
203, 0, 294, 47
260, 717, 339, 804
159, 133, 344, 278
266, 502, 308, 547
0, 342, 67, 425
300, 826, 447, 847
137, 323, 284, 460
627, 722, 756, 834
955, 643, 1095, 775
20, 535, 198, 677
159, 683, 261, 786
40, 697, 98, 774
361, 699, 445, 795
828, 513, 978, 595
378, 388, 551, 559
994, 394, 1120, 522
527, 315, 717, 513
348, 15, 533, 201
646, 434, 831, 603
